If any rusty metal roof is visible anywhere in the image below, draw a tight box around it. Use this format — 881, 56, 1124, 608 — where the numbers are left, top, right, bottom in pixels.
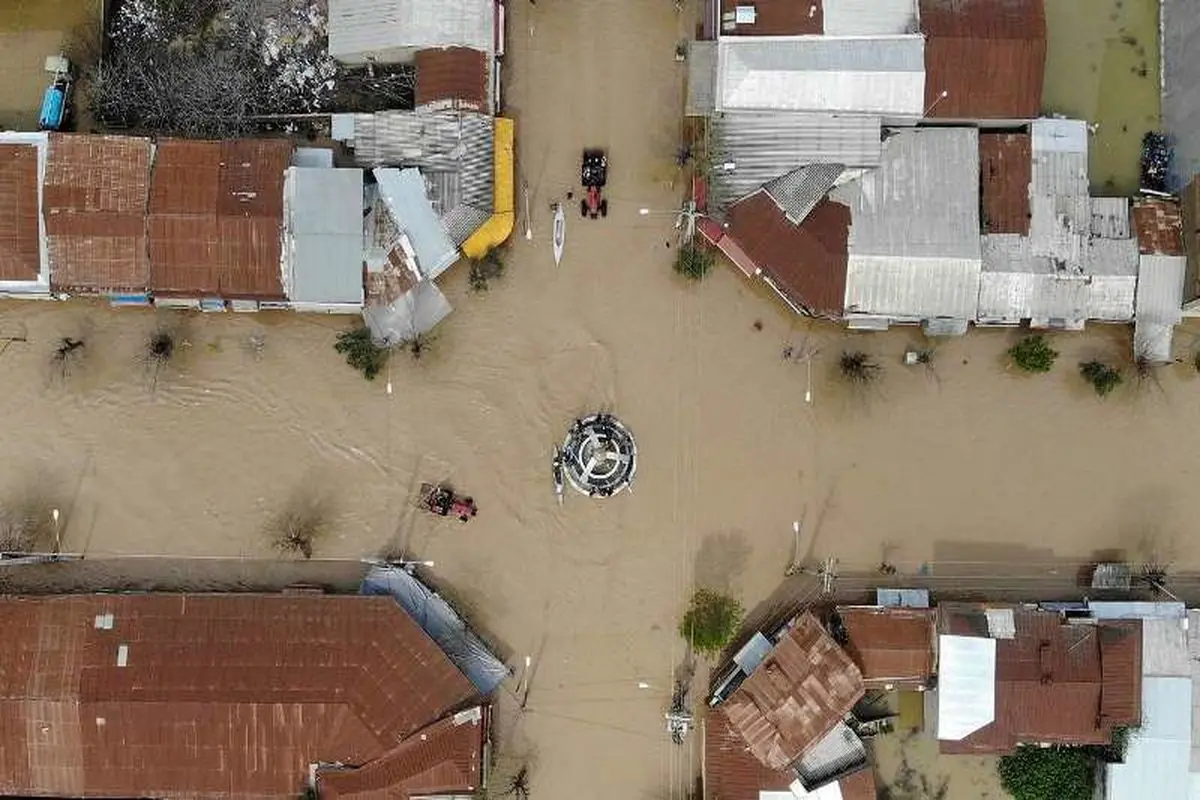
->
939, 606, 1141, 753
719, 0, 823, 35
43, 134, 152, 292
704, 712, 796, 800
836, 606, 935, 688
726, 193, 849, 316
921, 0, 1046, 119
0, 594, 478, 799
1133, 198, 1186, 256
0, 143, 41, 281
149, 138, 293, 299
980, 133, 1032, 234
719, 613, 864, 771
416, 47, 489, 112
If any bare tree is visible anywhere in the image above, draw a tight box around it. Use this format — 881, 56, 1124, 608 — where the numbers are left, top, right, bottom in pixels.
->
267, 492, 332, 559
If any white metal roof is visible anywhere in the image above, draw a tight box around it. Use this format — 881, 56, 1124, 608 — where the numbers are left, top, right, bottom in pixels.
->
283, 167, 365, 308
823, 0, 918, 36
716, 36, 925, 115
687, 41, 718, 116
328, 0, 494, 64
1135, 254, 1187, 362
1105, 677, 1193, 800
1029, 119, 1089, 266
1088, 601, 1187, 621
1091, 197, 1131, 239
1188, 610, 1200, 773
1141, 618, 1191, 679
373, 167, 459, 280
936, 635, 996, 741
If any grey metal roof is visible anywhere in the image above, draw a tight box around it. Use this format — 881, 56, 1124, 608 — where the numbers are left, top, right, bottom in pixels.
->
1162, 0, 1200, 188
823, 0, 919, 36
839, 128, 982, 323
793, 721, 867, 789
1105, 677, 1193, 800
1029, 118, 1089, 267
708, 111, 882, 209
363, 279, 453, 345
1090, 197, 1131, 239
876, 588, 930, 609
686, 41, 717, 117
1134, 254, 1186, 362
763, 164, 844, 224
283, 167, 365, 307
374, 167, 459, 280
716, 36, 926, 115
328, 0, 494, 64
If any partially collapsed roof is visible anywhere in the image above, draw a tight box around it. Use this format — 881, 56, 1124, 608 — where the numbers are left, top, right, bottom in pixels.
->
920, 0, 1046, 119
0, 594, 479, 798
148, 138, 293, 299
44, 134, 151, 293
374, 167, 459, 280
718, 613, 864, 771
328, 0, 495, 65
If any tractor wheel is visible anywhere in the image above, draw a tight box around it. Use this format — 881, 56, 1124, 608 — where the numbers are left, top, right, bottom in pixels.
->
580, 199, 588, 218
600, 200, 608, 218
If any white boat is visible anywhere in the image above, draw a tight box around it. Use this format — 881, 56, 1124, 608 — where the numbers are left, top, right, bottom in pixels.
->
552, 445, 564, 505
552, 203, 566, 265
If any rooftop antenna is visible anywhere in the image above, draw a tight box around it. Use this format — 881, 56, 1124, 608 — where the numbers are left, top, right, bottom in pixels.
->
923, 89, 949, 117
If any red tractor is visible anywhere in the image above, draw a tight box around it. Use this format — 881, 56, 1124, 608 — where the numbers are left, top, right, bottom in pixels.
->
580, 149, 608, 219
419, 483, 478, 522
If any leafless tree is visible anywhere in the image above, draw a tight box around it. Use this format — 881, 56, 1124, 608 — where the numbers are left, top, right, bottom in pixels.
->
267, 491, 332, 559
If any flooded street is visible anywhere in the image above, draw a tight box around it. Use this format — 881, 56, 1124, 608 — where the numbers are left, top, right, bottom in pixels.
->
1043, 0, 1161, 194
0, 0, 101, 130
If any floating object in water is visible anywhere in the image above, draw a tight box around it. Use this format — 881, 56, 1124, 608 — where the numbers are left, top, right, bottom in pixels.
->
552, 203, 566, 266
559, 413, 637, 497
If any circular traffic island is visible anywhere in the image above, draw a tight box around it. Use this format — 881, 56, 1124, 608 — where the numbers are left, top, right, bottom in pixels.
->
561, 413, 637, 497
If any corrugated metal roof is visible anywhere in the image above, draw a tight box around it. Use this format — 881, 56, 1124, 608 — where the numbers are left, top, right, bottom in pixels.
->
823, 0, 917, 35
328, 0, 494, 64
44, 134, 152, 293
687, 41, 718, 117
937, 635, 996, 741
283, 167, 364, 308
793, 721, 866, 788
1091, 197, 1131, 239
718, 0, 823, 36
709, 112, 882, 209
876, 588, 929, 608
764, 164, 844, 224
148, 138, 293, 299
1138, 618, 1190, 678
836, 607, 935, 688
1132, 198, 1186, 256
0, 594, 478, 799
725, 193, 849, 316
979, 133, 1031, 235
920, 0, 1046, 119
1105, 677, 1192, 800
374, 167, 459, 280
0, 143, 41, 282
415, 47, 489, 112
979, 234, 1090, 327
715, 36, 926, 115
1188, 610, 1200, 773
704, 712, 794, 800
1027, 119, 1089, 271
1162, 0, 1200, 188
1134, 254, 1186, 363
718, 613, 864, 771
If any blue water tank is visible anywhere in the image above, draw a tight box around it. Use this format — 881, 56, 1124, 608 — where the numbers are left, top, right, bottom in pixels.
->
39, 86, 65, 131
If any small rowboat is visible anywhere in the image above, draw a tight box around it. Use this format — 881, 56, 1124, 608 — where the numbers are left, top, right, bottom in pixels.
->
552, 203, 566, 266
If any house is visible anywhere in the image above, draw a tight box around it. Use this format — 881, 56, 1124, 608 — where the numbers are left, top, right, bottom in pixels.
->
833, 606, 936, 691
0, 593, 488, 799
44, 134, 152, 298
282, 165, 366, 313
0, 132, 50, 297
1131, 198, 1186, 361
919, 0, 1046, 120
935, 604, 1142, 754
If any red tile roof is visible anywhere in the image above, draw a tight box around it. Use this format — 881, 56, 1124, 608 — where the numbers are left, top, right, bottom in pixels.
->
719, 0, 823, 36
726, 193, 848, 317
979, 133, 1032, 234
719, 613, 864, 771
149, 138, 292, 299
0, 143, 41, 281
416, 47, 489, 112
0, 594, 478, 798
921, 0, 1046, 119
43, 134, 152, 292
836, 607, 935, 689
939, 607, 1141, 754
1133, 198, 1186, 256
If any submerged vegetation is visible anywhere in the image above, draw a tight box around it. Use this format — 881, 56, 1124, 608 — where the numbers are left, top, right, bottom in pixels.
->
469, 249, 507, 292
335, 326, 390, 380
839, 351, 882, 386
1079, 360, 1122, 397
674, 242, 714, 280
1008, 335, 1058, 373
679, 589, 742, 656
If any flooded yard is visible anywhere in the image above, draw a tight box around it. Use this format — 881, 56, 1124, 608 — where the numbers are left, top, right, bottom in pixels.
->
1043, 0, 1161, 194
0, 0, 102, 130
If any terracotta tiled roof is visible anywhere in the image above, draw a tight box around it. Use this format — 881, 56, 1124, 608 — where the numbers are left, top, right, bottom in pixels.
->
979, 133, 1032, 234
0, 594, 478, 798
939, 606, 1141, 754
921, 0, 1046, 119
719, 0, 823, 35
43, 134, 152, 292
836, 607, 935, 689
719, 613, 864, 771
1132, 197, 1186, 256
0, 143, 41, 281
725, 193, 849, 317
149, 138, 292, 299
416, 47, 489, 112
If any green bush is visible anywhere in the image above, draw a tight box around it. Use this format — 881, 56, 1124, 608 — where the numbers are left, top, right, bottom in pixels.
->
1079, 360, 1122, 397
997, 746, 1096, 800
679, 589, 742, 656
674, 242, 714, 280
1008, 335, 1058, 373
334, 326, 389, 380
